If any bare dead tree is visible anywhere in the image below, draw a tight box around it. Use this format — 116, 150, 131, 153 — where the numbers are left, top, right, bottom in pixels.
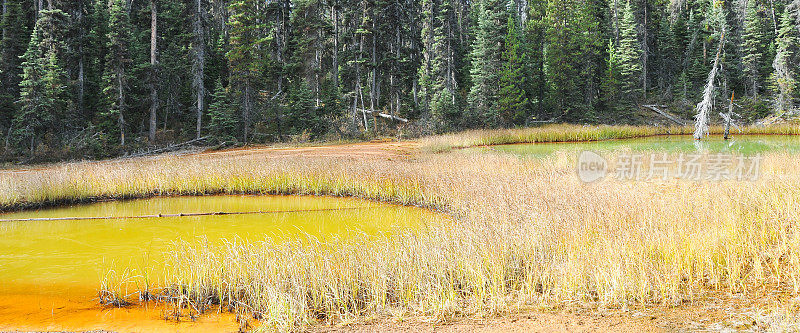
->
149, 0, 158, 143
694, 31, 725, 140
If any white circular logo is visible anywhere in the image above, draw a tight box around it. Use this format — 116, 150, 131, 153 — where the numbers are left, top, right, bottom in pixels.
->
577, 150, 607, 183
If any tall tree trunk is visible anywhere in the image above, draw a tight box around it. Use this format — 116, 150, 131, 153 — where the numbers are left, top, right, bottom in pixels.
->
242, 79, 251, 142
117, 71, 126, 146
642, 0, 648, 100
769, 0, 777, 33
193, 0, 205, 139
332, 3, 339, 90
78, 56, 85, 114
149, 0, 158, 143
2, 0, 6, 41
314, 8, 321, 107
370, 17, 377, 131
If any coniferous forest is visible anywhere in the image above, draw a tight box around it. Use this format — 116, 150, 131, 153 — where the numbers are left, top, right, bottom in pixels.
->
0, 0, 798, 160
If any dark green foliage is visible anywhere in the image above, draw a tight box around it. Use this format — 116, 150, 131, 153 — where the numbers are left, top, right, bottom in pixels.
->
770, 6, 799, 114
496, 15, 528, 126
544, 0, 604, 122
466, 0, 506, 126
1, 0, 798, 160
0, 0, 30, 134
603, 0, 642, 117
206, 80, 239, 142
100, 0, 131, 145
14, 9, 72, 151
742, 0, 773, 97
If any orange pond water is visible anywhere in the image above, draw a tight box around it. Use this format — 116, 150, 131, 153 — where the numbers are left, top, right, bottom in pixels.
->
0, 195, 440, 332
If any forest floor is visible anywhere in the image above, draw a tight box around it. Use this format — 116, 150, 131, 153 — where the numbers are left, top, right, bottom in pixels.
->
200, 139, 419, 159
311, 290, 796, 332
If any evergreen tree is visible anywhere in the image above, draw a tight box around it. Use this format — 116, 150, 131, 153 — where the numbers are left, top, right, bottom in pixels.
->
544, 0, 605, 121
742, 0, 772, 97
603, 0, 642, 115
616, 0, 643, 98
524, 0, 548, 120
466, 0, 506, 126
286, 80, 317, 135
0, 0, 30, 134
417, 0, 435, 114
227, 0, 268, 142
101, 0, 132, 145
418, 0, 460, 130
14, 9, 71, 152
206, 80, 239, 142
771, 6, 798, 114
496, 14, 528, 126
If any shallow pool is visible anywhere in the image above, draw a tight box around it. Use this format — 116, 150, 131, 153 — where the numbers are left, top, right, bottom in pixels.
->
0, 195, 440, 331
477, 135, 800, 156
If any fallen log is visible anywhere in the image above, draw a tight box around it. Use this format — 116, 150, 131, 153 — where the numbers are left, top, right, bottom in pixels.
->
0, 206, 382, 223
355, 108, 409, 123
642, 104, 687, 126
127, 135, 211, 158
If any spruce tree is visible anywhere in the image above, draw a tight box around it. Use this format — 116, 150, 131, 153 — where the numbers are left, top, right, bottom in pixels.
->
206, 80, 239, 142
418, 0, 460, 131
496, 14, 528, 126
286, 81, 317, 136
14, 9, 72, 152
227, 0, 267, 142
544, 0, 604, 121
603, 0, 643, 116
771, 6, 798, 114
417, 0, 435, 114
742, 0, 771, 97
0, 0, 29, 134
466, 0, 506, 126
616, 0, 643, 98
101, 0, 132, 146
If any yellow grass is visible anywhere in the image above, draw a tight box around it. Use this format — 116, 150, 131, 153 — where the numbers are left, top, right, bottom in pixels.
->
2, 127, 800, 330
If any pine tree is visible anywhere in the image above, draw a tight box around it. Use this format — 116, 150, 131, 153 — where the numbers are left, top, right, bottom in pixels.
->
617, 0, 643, 98
603, 0, 642, 115
771, 6, 798, 114
418, 0, 460, 131
101, 0, 132, 146
14, 9, 71, 152
544, 0, 604, 121
496, 14, 528, 126
742, 0, 771, 97
227, 0, 268, 142
206, 80, 239, 142
286, 80, 317, 136
0, 0, 29, 134
466, 0, 506, 126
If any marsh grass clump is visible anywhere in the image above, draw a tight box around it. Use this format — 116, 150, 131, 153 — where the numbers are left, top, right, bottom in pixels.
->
98, 269, 141, 307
